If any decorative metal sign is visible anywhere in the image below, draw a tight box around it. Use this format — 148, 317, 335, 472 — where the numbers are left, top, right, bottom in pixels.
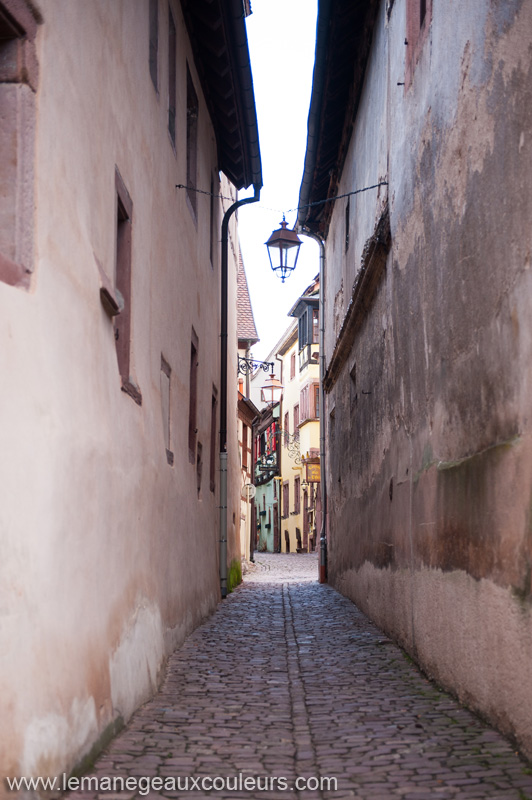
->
267, 429, 301, 465
306, 462, 321, 483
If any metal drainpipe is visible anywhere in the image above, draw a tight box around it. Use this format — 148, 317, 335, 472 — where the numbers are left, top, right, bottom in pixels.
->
220, 186, 261, 599
298, 227, 327, 582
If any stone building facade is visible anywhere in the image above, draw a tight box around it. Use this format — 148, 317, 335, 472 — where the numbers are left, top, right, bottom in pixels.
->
298, 0, 532, 757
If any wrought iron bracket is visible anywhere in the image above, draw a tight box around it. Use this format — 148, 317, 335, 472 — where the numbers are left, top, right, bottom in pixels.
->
267, 429, 301, 465
238, 356, 274, 376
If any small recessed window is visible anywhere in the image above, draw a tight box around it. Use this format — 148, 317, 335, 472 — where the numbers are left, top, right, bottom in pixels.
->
186, 66, 199, 216
188, 329, 199, 463
294, 476, 301, 514
314, 384, 320, 419
312, 308, 319, 344
196, 441, 203, 496
113, 168, 141, 405
210, 388, 217, 492
420, 0, 426, 26
149, 0, 159, 91
209, 175, 215, 266
405, 0, 432, 88
161, 355, 173, 465
168, 6, 176, 146
282, 482, 289, 518
345, 196, 350, 252
242, 423, 248, 470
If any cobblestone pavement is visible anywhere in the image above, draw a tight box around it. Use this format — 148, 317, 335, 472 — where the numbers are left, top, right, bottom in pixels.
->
69, 553, 532, 800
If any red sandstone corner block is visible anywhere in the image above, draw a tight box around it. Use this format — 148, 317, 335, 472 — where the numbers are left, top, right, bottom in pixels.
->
0, 251, 30, 289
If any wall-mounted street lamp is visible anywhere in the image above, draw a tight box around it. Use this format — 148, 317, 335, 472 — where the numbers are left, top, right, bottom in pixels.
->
260, 373, 284, 405
265, 215, 302, 282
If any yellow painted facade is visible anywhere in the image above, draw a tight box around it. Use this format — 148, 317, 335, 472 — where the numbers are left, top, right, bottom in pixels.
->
278, 324, 320, 554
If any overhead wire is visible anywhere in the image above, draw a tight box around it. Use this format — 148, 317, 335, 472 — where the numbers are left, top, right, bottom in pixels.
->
175, 181, 388, 218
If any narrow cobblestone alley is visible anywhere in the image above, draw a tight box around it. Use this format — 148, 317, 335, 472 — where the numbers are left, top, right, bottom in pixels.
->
69, 554, 532, 800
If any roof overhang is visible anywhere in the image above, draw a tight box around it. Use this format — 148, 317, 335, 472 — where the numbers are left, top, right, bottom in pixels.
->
289, 294, 320, 319
297, 0, 379, 237
180, 0, 262, 190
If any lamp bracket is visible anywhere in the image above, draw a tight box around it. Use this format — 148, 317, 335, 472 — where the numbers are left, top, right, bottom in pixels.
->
238, 357, 274, 376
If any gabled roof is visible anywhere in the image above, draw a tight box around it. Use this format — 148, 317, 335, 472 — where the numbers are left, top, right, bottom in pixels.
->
180, 0, 262, 190
297, 0, 379, 237
237, 251, 259, 346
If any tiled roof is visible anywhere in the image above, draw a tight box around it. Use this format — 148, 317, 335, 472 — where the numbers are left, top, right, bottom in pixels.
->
237, 250, 259, 345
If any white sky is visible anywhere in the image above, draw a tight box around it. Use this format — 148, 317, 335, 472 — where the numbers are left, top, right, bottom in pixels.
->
238, 0, 319, 362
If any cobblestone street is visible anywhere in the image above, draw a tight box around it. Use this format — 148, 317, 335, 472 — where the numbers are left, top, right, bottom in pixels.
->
71, 554, 532, 800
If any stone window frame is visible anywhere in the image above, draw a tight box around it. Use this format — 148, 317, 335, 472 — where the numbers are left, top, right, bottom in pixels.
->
290, 351, 296, 380
161, 355, 174, 466
294, 476, 301, 515
209, 387, 217, 493
167, 3, 177, 148
188, 327, 199, 464
282, 481, 289, 519
115, 169, 142, 405
98, 168, 141, 404
405, 0, 432, 90
149, 0, 159, 93
0, 0, 40, 291
186, 63, 199, 219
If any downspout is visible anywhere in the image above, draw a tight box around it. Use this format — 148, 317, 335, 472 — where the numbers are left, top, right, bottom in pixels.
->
297, 227, 327, 582
220, 186, 261, 598
295, 0, 331, 582
245, 343, 251, 398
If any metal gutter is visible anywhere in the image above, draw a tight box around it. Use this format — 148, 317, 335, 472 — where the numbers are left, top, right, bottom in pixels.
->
219, 186, 261, 599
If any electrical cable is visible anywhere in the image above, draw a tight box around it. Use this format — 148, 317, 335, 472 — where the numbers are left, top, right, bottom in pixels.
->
175, 181, 388, 217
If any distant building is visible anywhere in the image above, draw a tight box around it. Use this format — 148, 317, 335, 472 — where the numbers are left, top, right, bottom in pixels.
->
251, 278, 321, 554
237, 253, 260, 562
253, 403, 281, 552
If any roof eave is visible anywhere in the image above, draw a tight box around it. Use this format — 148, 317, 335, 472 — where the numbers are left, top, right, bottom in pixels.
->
181, 0, 262, 191
297, 0, 379, 238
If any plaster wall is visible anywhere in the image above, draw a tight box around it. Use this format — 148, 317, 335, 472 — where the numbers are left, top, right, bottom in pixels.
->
0, 0, 241, 786
280, 339, 303, 552
325, 0, 532, 756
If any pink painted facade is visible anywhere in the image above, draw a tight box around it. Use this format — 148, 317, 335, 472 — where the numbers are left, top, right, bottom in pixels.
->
0, 0, 260, 786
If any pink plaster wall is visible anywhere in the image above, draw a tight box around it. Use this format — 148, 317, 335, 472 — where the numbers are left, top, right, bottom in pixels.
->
0, 0, 242, 785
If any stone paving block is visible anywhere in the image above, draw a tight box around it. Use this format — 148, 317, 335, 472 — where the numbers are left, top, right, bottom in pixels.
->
63, 553, 532, 800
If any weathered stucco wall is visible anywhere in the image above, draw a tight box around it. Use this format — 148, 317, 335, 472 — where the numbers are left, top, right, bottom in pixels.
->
325, 0, 532, 756
0, 0, 242, 786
